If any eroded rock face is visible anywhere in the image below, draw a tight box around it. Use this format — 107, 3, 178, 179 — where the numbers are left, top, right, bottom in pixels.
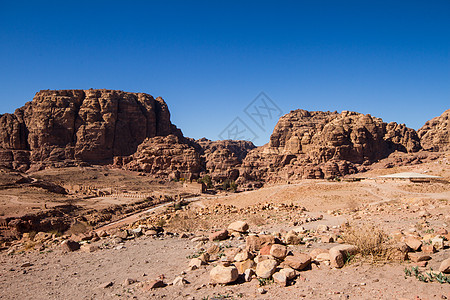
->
116, 135, 204, 181
240, 109, 421, 182
0, 89, 180, 170
418, 109, 450, 152
196, 139, 255, 182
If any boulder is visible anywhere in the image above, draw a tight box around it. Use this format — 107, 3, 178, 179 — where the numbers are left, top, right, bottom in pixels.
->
210, 265, 239, 284
209, 230, 229, 241
61, 240, 80, 252
270, 244, 287, 260
283, 253, 311, 270
256, 259, 278, 279
228, 221, 249, 233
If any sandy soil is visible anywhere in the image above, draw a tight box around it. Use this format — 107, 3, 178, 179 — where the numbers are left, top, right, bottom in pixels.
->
1, 175, 450, 300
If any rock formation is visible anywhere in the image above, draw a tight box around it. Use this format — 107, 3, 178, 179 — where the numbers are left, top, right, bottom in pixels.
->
418, 109, 450, 152
239, 109, 422, 183
115, 135, 204, 181
196, 139, 255, 182
0, 89, 181, 171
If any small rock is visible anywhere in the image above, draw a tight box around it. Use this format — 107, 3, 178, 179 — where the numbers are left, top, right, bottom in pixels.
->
283, 253, 311, 270
422, 244, 436, 254
145, 230, 158, 236
272, 271, 288, 286
198, 253, 210, 264
279, 267, 296, 280
255, 259, 278, 279
141, 280, 166, 291
270, 244, 287, 260
234, 251, 251, 262
234, 259, 255, 274
172, 276, 188, 286
228, 221, 249, 233
309, 248, 329, 259
99, 281, 114, 289
244, 268, 255, 282
408, 252, 431, 262
431, 237, 444, 250
191, 236, 208, 242
246, 235, 276, 252
80, 244, 98, 253
61, 240, 80, 252
209, 230, 228, 241
257, 287, 267, 294
259, 245, 272, 256
123, 278, 137, 286
405, 236, 422, 251
20, 262, 33, 268
329, 244, 357, 268
285, 230, 301, 245
210, 265, 239, 284
189, 258, 205, 268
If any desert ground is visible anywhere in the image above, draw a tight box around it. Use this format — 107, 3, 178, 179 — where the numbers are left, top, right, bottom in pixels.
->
1, 158, 449, 300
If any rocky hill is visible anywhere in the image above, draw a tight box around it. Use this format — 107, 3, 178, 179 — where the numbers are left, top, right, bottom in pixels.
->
238, 109, 422, 183
0, 89, 181, 171
1, 89, 448, 186
418, 109, 450, 152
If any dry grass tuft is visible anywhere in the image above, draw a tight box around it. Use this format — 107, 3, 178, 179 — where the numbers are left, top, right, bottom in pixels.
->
342, 223, 392, 262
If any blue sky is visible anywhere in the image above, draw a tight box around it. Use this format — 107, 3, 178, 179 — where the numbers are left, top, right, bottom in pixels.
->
1, 1, 449, 145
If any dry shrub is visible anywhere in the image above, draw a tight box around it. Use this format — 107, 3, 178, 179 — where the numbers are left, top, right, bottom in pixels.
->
342, 223, 392, 262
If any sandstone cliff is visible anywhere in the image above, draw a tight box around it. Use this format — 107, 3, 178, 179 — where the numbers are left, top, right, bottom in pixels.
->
0, 89, 180, 171
239, 109, 422, 183
418, 109, 450, 152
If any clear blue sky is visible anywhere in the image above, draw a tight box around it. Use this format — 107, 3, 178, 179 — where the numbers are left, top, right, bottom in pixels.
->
1, 1, 449, 145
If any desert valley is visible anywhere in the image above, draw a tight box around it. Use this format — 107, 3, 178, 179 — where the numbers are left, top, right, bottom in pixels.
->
0, 89, 448, 299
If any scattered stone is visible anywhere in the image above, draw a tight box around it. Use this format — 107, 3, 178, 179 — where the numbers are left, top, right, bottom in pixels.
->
234, 259, 255, 274
255, 259, 278, 279
189, 258, 205, 268
141, 279, 166, 291
98, 230, 108, 237
206, 244, 221, 255
61, 240, 80, 252
309, 248, 329, 259
191, 236, 208, 242
234, 251, 251, 262
145, 230, 158, 236
272, 271, 288, 286
257, 287, 267, 294
422, 245, 436, 254
198, 253, 210, 264
285, 230, 301, 245
20, 262, 33, 268
270, 244, 287, 260
438, 258, 450, 273
172, 276, 189, 286
123, 278, 137, 286
228, 221, 249, 233
209, 230, 228, 241
259, 245, 272, 256
210, 265, 239, 284
329, 244, 358, 268
246, 235, 276, 252
80, 244, 98, 253
431, 237, 444, 250
279, 268, 296, 280
244, 268, 255, 282
405, 236, 422, 251
283, 253, 311, 270
408, 252, 431, 263
99, 281, 114, 289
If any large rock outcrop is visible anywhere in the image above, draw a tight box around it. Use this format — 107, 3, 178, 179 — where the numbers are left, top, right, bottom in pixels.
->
115, 135, 204, 180
196, 139, 255, 182
0, 89, 180, 170
239, 110, 421, 183
418, 109, 450, 152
